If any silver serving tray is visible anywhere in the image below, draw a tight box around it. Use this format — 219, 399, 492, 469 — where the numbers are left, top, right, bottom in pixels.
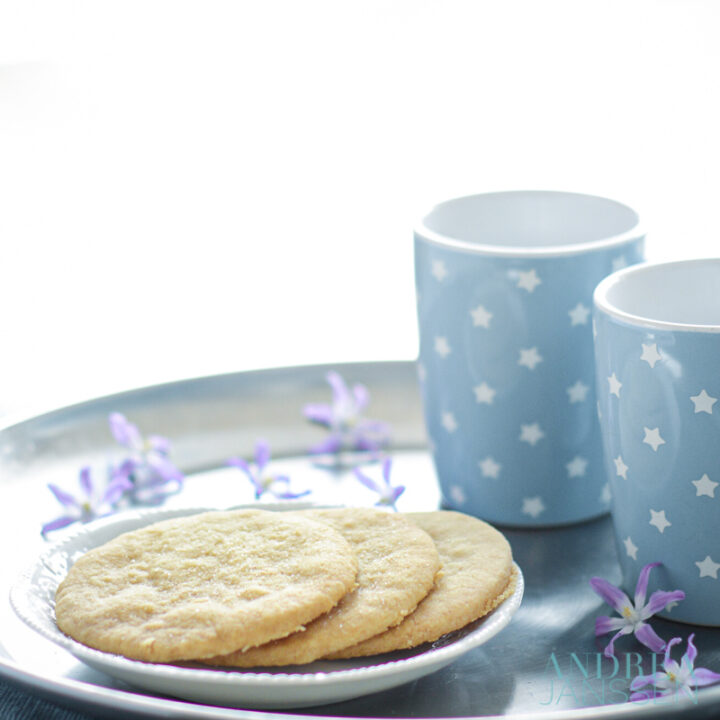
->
2, 360, 720, 719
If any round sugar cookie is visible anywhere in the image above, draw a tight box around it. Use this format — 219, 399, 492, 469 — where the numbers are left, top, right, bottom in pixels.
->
55, 509, 359, 663
327, 510, 514, 658
204, 507, 442, 667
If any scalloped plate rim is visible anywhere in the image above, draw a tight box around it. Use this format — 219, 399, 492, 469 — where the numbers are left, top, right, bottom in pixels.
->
9, 503, 524, 707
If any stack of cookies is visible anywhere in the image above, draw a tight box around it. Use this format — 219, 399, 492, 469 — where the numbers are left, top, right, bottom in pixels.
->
54, 507, 516, 667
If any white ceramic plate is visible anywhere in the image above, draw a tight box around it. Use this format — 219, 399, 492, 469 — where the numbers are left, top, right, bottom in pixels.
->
10, 505, 524, 710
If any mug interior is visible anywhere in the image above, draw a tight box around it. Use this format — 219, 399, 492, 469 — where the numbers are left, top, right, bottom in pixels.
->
417, 191, 641, 254
594, 259, 720, 331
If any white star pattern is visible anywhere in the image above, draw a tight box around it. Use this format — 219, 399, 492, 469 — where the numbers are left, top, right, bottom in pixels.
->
566, 456, 588, 478
522, 496, 545, 518
449, 485, 466, 505
567, 380, 590, 403
434, 336, 451, 358
608, 373, 622, 397
696, 556, 720, 579
614, 455, 628, 479
640, 343, 662, 368
431, 260, 448, 281
623, 536, 638, 560
479, 456, 502, 479
473, 382, 496, 404
693, 474, 718, 498
519, 423, 544, 446
515, 269, 541, 293
441, 412, 458, 433
612, 256, 628, 272
470, 304, 493, 328
649, 509, 671, 533
600, 483, 612, 504
643, 427, 666, 452
690, 389, 717, 415
518, 347, 543, 370
568, 302, 591, 326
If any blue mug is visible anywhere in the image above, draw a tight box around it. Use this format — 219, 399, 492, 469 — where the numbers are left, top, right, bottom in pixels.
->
594, 259, 720, 624
414, 191, 645, 526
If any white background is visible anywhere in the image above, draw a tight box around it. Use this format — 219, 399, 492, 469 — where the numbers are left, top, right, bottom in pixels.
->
1, 0, 719, 417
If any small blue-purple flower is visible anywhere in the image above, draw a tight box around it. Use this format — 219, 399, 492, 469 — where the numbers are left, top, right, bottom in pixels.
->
354, 458, 405, 510
303, 371, 390, 455
228, 440, 310, 500
630, 634, 720, 701
42, 466, 132, 536
109, 412, 184, 505
590, 562, 685, 658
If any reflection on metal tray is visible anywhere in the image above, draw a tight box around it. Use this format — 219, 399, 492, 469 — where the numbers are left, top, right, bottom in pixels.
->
1, 360, 720, 719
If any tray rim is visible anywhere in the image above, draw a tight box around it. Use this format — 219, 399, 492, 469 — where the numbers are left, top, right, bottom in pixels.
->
0, 359, 417, 435
2, 360, 720, 720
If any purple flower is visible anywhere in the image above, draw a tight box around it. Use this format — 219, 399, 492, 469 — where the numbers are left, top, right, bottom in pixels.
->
630, 634, 720, 701
590, 562, 685, 658
42, 466, 132, 536
109, 412, 184, 504
354, 458, 405, 510
228, 440, 311, 500
303, 371, 390, 455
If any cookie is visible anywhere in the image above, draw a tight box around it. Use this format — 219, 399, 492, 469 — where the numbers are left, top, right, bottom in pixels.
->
204, 507, 442, 667
55, 509, 358, 663
327, 510, 514, 658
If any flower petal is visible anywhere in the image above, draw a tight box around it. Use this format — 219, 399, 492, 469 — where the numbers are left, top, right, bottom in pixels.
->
103, 475, 133, 506
634, 562, 661, 608
109, 412, 142, 450
272, 488, 312, 500
642, 589, 685, 618
354, 467, 380, 493
113, 458, 137, 480
327, 371, 350, 403
254, 440, 271, 470
41, 514, 79, 535
634, 622, 667, 653
352, 383, 369, 412
595, 615, 627, 636
630, 671, 666, 692
688, 667, 720, 688
47, 483, 80, 509
603, 625, 634, 658
390, 484, 405, 503
147, 453, 184, 482
228, 456, 251, 474
78, 467, 93, 497
308, 434, 343, 455
353, 434, 384, 452
589, 576, 632, 613
381, 457, 393, 485
661, 636, 683, 675
148, 434, 171, 455
303, 403, 333, 426
684, 632, 698, 666
677, 685, 697, 701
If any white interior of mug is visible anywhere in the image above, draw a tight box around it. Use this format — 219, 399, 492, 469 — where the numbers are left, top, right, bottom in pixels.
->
415, 191, 642, 256
594, 258, 720, 332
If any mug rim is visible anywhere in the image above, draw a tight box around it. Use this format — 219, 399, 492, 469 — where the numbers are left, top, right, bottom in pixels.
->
594, 258, 720, 334
413, 190, 645, 258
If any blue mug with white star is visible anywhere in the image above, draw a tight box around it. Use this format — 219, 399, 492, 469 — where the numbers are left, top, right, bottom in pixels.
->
414, 191, 645, 527
594, 259, 720, 624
